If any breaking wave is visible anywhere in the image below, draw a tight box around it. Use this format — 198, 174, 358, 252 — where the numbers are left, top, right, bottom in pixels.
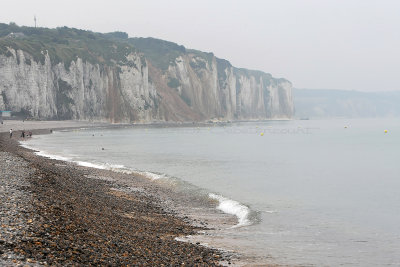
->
209, 193, 251, 227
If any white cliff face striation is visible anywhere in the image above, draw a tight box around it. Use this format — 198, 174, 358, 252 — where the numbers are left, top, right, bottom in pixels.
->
0, 49, 157, 122
0, 48, 293, 122
164, 54, 294, 121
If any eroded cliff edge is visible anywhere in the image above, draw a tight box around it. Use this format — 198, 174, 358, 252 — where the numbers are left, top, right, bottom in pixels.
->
0, 25, 293, 122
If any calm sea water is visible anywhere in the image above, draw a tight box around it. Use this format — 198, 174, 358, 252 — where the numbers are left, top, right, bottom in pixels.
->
22, 119, 400, 266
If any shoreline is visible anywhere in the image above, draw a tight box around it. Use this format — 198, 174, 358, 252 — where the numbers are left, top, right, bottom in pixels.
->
0, 123, 236, 265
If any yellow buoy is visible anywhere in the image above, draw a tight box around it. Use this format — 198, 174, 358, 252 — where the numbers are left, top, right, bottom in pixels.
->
384, 129, 388, 133
344, 126, 348, 129
260, 132, 264, 136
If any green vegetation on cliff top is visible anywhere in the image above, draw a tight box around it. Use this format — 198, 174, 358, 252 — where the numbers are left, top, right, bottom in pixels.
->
130, 37, 185, 70
0, 23, 187, 71
0, 22, 282, 81
0, 23, 137, 69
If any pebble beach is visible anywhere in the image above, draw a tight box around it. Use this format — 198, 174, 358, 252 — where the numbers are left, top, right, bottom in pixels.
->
0, 121, 234, 266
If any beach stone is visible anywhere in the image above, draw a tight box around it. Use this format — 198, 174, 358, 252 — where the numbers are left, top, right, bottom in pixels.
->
0, 132, 230, 265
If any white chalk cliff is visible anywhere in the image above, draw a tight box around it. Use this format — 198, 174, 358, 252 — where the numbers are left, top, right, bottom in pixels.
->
0, 46, 293, 122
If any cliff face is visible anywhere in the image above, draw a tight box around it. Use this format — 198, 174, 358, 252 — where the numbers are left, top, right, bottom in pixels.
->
0, 49, 157, 122
0, 40, 293, 122
163, 54, 293, 121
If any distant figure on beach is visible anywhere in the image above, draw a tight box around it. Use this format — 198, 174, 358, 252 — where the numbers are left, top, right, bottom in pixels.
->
9, 129, 12, 138
50, 129, 53, 133
21, 130, 25, 138
29, 131, 32, 137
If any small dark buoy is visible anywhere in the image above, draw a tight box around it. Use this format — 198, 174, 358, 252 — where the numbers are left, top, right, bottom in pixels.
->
102, 148, 104, 150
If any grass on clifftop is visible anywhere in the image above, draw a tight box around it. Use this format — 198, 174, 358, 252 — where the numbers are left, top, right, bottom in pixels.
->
0, 23, 189, 71
0, 23, 139, 69
128, 37, 186, 71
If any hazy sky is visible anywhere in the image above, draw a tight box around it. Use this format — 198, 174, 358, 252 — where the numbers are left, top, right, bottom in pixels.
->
1, 0, 400, 91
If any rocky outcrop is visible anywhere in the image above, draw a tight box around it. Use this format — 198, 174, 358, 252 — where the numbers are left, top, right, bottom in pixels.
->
0, 47, 293, 122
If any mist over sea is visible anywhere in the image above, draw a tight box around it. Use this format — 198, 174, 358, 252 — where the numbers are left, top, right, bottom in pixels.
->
22, 119, 400, 266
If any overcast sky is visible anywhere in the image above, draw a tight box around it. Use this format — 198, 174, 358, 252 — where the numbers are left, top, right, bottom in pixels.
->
1, 0, 399, 91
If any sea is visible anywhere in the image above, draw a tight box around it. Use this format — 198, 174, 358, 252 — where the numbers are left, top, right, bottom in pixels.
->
21, 118, 400, 266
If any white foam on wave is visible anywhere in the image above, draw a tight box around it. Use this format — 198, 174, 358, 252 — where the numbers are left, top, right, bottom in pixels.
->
264, 210, 277, 214
20, 140, 129, 173
20, 141, 72, 162
76, 161, 136, 174
19, 142, 40, 152
76, 161, 107, 169
35, 150, 72, 162
138, 171, 167, 180
22, 143, 168, 182
209, 193, 251, 227
21, 143, 168, 183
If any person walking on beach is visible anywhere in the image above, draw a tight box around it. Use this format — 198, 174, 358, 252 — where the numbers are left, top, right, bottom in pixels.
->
9, 129, 12, 138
